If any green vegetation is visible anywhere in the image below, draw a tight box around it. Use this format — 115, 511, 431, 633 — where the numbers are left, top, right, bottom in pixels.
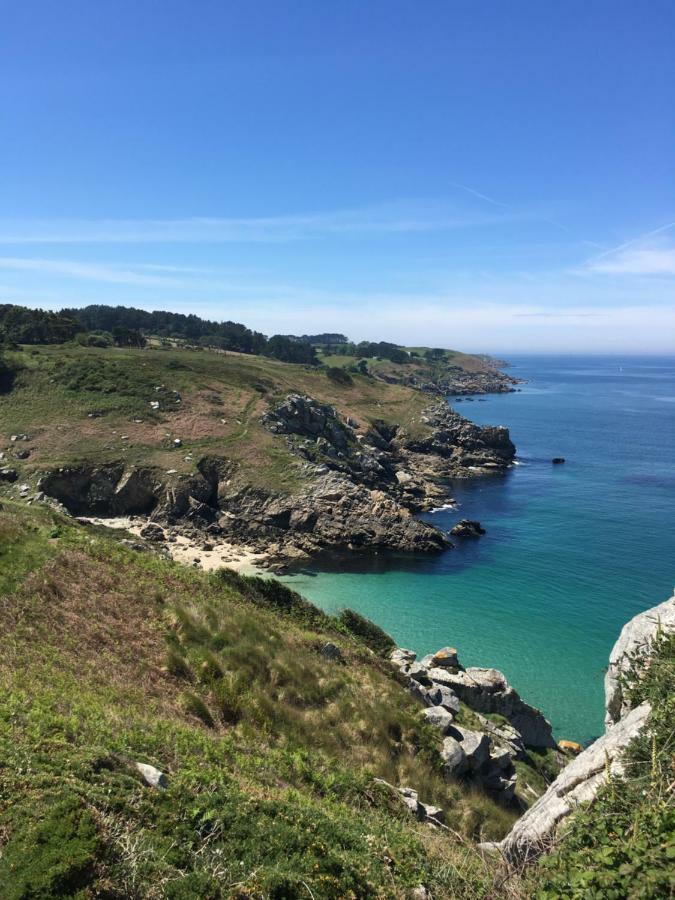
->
530, 630, 675, 899
263, 333, 319, 365
0, 341, 432, 490
0, 303, 80, 344
0, 502, 523, 898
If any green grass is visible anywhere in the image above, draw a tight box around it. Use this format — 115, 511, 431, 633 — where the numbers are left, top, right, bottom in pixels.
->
0, 503, 528, 898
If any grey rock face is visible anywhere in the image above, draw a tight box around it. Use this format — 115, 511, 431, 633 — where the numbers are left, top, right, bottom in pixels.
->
425, 684, 461, 714
427, 667, 555, 749
605, 593, 675, 728
422, 705, 455, 734
403, 662, 433, 686
500, 701, 651, 864
447, 725, 491, 771
441, 736, 468, 776
389, 647, 417, 669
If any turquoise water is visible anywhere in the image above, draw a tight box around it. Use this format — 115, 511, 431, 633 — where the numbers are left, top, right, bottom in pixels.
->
283, 356, 675, 743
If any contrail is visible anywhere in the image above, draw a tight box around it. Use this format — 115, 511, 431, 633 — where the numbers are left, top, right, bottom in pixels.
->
450, 182, 509, 208
584, 221, 675, 265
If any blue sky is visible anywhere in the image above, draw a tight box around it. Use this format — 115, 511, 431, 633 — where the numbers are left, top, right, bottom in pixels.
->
1, 1, 674, 352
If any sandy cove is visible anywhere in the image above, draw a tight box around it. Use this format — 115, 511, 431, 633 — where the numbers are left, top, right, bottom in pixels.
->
82, 516, 269, 575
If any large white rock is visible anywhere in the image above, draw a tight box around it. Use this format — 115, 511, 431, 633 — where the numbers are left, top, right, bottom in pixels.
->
605, 592, 675, 728
135, 761, 168, 789
500, 701, 651, 864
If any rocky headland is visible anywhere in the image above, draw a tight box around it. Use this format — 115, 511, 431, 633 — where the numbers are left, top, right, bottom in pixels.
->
35, 394, 515, 568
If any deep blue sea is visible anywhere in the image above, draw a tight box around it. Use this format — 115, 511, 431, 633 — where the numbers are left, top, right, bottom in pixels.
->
283, 356, 675, 743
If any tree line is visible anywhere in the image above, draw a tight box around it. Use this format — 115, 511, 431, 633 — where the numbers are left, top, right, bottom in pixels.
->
0, 303, 446, 368
0, 304, 319, 365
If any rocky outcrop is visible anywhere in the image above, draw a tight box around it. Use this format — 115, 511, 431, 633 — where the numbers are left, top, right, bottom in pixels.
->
38, 394, 514, 565
392, 645, 553, 803
604, 592, 675, 727
420, 667, 555, 749
374, 779, 445, 827
374, 367, 520, 396
499, 701, 651, 864
402, 404, 515, 473
450, 519, 486, 538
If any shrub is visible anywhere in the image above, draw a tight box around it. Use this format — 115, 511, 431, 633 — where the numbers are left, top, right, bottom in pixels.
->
0, 793, 101, 899
338, 609, 395, 656
326, 366, 353, 386
182, 691, 215, 728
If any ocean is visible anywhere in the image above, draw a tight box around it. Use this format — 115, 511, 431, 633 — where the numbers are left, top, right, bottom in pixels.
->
282, 355, 675, 743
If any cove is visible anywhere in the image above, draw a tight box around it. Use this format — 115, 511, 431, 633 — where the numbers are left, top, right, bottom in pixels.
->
282, 355, 675, 743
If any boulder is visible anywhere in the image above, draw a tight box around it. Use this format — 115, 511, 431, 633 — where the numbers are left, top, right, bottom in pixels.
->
500, 701, 651, 864
140, 522, 166, 542
450, 519, 486, 538
429, 646, 461, 668
425, 684, 461, 715
0, 467, 18, 483
440, 736, 468, 776
557, 739, 583, 755
447, 725, 491, 771
604, 592, 675, 728
390, 647, 416, 669
135, 761, 168, 789
422, 705, 455, 734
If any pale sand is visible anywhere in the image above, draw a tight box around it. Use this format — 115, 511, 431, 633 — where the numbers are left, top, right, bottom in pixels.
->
82, 516, 269, 575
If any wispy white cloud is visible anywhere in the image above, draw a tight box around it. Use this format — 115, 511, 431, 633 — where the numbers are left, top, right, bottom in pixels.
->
579, 221, 675, 275
0, 203, 516, 244
0, 256, 188, 286
583, 245, 675, 275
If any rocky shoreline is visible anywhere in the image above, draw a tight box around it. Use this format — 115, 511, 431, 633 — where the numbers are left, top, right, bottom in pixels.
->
33, 395, 515, 569
375, 367, 522, 396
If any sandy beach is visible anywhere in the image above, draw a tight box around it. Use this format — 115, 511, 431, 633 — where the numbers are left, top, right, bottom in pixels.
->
83, 516, 269, 575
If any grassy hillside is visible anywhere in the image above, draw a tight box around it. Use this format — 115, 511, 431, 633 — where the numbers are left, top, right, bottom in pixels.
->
0, 344, 433, 494
0, 500, 526, 899
317, 346, 503, 382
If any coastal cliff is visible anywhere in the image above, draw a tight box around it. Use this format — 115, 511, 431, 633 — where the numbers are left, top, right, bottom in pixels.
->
498, 591, 675, 870
36, 395, 514, 566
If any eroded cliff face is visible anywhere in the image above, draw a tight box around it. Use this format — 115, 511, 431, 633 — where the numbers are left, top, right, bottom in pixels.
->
604, 591, 675, 727
497, 592, 675, 864
38, 396, 515, 563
